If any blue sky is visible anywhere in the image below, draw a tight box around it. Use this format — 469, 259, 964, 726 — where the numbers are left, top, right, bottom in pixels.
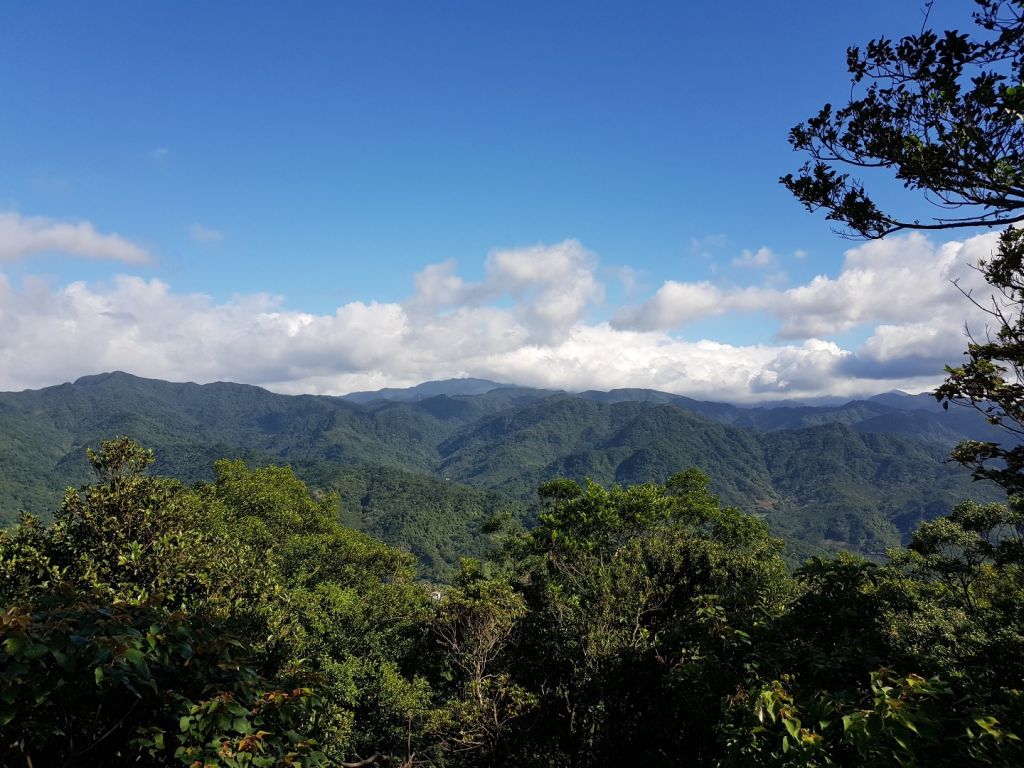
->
0, 1, 1000, 401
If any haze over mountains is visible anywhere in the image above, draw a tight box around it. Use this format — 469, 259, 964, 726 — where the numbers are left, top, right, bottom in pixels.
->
0, 371, 1006, 576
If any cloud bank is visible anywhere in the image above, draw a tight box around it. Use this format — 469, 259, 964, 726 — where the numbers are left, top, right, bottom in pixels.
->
0, 230, 1002, 402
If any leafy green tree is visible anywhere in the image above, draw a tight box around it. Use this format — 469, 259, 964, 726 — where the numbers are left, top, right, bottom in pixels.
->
0, 439, 460, 767
0, 438, 328, 766
783, 0, 1024, 239
783, 10, 1024, 760
724, 498, 1024, 767
883, 499, 1024, 689
784, 0, 1024, 494
180, 458, 438, 764
423, 563, 535, 761
763, 554, 891, 693
938, 226, 1024, 494
501, 470, 792, 766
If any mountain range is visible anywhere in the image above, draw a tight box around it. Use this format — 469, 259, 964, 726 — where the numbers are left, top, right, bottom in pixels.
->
0, 371, 1008, 576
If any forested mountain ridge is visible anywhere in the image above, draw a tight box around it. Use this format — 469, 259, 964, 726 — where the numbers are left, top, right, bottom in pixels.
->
341, 377, 520, 403
0, 371, 1006, 572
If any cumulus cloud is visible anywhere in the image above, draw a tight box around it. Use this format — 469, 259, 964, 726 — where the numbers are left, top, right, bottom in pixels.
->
0, 211, 151, 264
613, 280, 726, 329
617, 231, 996, 338
0, 271, 876, 401
772, 233, 988, 339
408, 239, 601, 343
0, 232, 1002, 402
410, 260, 467, 308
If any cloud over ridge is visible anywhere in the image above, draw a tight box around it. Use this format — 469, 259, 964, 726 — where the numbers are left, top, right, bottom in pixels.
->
0, 232, 1000, 402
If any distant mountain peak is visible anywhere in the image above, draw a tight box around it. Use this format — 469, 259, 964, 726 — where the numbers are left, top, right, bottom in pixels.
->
867, 390, 938, 411
870, 389, 913, 399
342, 378, 514, 404
73, 371, 138, 386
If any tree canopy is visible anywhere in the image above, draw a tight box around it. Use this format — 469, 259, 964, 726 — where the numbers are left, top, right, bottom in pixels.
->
785, 0, 1024, 497
3, 440, 1023, 765
783, 0, 1024, 239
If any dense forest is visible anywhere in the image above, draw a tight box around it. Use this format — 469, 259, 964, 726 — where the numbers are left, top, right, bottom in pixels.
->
5, 1, 1024, 764
2, 438, 1022, 765
0, 371, 1008, 577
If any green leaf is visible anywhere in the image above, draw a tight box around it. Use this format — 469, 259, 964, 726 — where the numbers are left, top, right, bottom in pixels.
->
783, 717, 801, 739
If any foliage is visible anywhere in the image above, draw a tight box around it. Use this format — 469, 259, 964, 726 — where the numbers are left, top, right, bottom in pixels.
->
783, 0, 1024, 239
0, 438, 327, 766
0, 372, 1005, 568
4, 437, 1024, 766
726, 670, 1010, 767
0, 438, 452, 766
784, 0, 1024, 496
0, 590, 329, 767
723, 497, 1024, 767
423, 567, 535, 759
493, 470, 793, 765
327, 464, 528, 582
938, 226, 1024, 495
179, 458, 441, 764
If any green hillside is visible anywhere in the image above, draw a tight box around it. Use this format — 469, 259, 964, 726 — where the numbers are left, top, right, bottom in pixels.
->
316, 463, 529, 581
0, 372, 1006, 572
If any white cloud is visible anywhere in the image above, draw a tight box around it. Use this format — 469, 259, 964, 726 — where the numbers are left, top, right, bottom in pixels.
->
0, 211, 151, 264
0, 232, 1002, 402
0, 270, 877, 401
410, 260, 467, 308
771, 233, 987, 339
613, 280, 726, 329
616, 231, 996, 339
731, 246, 775, 269
188, 223, 224, 242
749, 339, 848, 394
408, 239, 601, 343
